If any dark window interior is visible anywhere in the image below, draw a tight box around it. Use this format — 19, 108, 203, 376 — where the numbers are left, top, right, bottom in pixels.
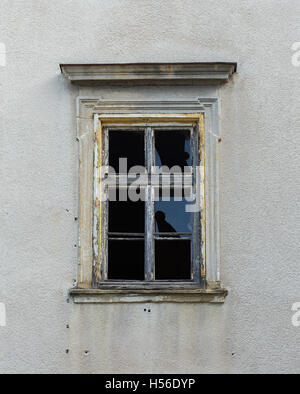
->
155, 240, 191, 280
108, 188, 145, 280
109, 193, 145, 235
109, 130, 145, 173
155, 130, 191, 169
108, 240, 144, 280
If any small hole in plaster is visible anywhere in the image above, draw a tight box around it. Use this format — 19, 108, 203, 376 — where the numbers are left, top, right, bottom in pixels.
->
66, 349, 69, 354
84, 350, 90, 356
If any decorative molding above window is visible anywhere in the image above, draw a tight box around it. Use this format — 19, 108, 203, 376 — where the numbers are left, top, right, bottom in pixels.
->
60, 62, 237, 86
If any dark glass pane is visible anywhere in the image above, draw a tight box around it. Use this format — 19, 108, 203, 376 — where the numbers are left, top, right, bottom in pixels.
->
109, 130, 145, 173
109, 192, 145, 233
155, 240, 191, 280
108, 240, 144, 280
155, 130, 191, 169
155, 189, 191, 234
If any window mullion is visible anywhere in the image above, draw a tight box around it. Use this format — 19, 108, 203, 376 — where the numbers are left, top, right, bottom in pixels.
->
145, 185, 154, 281
145, 126, 153, 173
145, 127, 154, 281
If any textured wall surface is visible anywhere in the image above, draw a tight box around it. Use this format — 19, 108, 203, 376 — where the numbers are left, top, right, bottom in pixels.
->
0, 0, 299, 373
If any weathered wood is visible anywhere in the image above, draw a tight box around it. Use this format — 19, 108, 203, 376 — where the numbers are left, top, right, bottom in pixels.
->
91, 116, 207, 289
145, 185, 154, 281
69, 287, 228, 304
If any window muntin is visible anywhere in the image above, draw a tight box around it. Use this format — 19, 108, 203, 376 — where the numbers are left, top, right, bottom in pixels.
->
100, 124, 201, 285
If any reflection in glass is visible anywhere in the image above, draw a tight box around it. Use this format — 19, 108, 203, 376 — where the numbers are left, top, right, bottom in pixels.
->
155, 190, 191, 234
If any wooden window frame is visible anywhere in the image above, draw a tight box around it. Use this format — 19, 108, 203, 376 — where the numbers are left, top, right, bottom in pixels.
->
95, 123, 202, 288
70, 100, 228, 303
93, 115, 206, 289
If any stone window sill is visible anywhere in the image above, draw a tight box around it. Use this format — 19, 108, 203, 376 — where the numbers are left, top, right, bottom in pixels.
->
69, 287, 228, 304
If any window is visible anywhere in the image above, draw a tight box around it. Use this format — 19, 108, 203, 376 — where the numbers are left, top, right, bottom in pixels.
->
93, 118, 205, 288
61, 63, 236, 302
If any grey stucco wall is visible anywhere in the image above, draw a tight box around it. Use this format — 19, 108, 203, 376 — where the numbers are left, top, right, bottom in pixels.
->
0, 0, 299, 373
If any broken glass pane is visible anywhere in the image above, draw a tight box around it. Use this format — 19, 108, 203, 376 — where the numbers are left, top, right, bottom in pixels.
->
155, 130, 191, 170
154, 189, 191, 234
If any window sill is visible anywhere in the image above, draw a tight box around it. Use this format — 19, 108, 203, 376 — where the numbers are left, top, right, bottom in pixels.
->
69, 287, 228, 304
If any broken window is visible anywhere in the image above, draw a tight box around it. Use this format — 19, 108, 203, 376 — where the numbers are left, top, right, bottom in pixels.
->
155, 129, 191, 169
98, 125, 201, 285
154, 188, 192, 280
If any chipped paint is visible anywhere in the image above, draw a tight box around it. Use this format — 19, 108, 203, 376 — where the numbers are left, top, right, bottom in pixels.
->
98, 113, 201, 125
69, 288, 228, 304
198, 114, 206, 281
93, 117, 103, 285
92, 113, 207, 288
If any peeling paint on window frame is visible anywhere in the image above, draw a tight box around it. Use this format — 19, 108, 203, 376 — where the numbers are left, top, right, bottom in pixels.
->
92, 114, 206, 290
72, 98, 226, 302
